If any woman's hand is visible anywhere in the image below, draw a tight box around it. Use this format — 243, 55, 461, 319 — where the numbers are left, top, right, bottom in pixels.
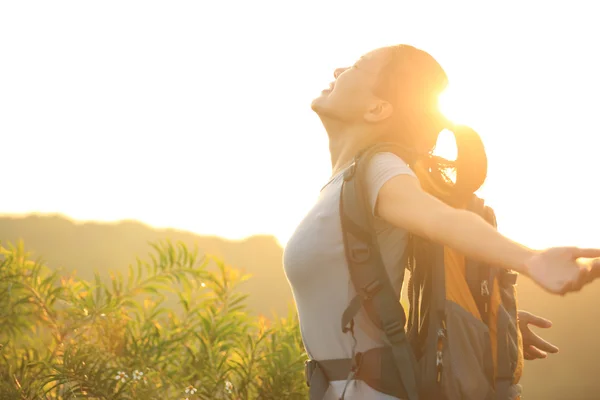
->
518, 310, 559, 360
524, 248, 600, 295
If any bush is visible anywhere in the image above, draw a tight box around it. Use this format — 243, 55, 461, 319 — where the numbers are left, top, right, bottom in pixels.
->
0, 241, 308, 399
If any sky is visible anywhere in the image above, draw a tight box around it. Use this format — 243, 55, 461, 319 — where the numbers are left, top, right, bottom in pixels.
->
1, 1, 598, 250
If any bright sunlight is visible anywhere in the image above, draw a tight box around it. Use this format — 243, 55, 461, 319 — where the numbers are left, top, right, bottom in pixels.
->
1, 1, 598, 250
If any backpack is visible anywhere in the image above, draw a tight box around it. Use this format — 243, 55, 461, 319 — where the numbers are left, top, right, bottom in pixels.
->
304, 143, 524, 400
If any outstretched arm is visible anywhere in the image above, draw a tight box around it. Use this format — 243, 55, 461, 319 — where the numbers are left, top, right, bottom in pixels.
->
375, 174, 600, 294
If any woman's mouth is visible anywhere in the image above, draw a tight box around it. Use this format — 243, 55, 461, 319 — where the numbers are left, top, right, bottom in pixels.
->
322, 82, 335, 93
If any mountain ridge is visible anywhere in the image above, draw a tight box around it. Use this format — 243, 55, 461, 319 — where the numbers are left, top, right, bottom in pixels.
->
0, 213, 290, 318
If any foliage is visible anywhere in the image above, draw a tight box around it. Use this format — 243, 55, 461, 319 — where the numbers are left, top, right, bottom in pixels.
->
0, 240, 308, 399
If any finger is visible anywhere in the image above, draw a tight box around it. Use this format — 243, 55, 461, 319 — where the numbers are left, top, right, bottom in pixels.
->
562, 261, 596, 294
524, 345, 547, 360
589, 259, 600, 280
518, 310, 553, 328
570, 248, 600, 259
524, 352, 545, 360
528, 331, 559, 353
579, 259, 600, 287
570, 267, 590, 292
572, 260, 600, 291
559, 278, 576, 295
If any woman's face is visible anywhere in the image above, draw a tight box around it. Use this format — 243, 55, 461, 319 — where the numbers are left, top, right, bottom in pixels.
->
310, 47, 393, 124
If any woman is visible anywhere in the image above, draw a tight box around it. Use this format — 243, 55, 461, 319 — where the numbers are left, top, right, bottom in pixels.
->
283, 44, 600, 399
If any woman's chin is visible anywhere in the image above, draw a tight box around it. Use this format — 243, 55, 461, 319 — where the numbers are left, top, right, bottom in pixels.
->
310, 92, 330, 112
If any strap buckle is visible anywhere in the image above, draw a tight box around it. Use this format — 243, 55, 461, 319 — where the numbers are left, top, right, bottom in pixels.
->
304, 359, 316, 387
350, 243, 371, 264
360, 279, 383, 301
351, 352, 364, 374
500, 270, 519, 287
384, 320, 408, 345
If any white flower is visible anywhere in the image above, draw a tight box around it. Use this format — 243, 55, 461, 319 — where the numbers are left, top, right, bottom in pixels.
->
133, 370, 144, 380
225, 381, 233, 393
200, 282, 206, 288
115, 371, 128, 383
185, 385, 197, 394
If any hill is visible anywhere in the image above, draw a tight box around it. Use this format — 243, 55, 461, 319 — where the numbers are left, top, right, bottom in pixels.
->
0, 214, 292, 318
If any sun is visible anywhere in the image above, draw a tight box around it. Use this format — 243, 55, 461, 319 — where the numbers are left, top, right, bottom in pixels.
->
438, 85, 467, 125
434, 85, 473, 161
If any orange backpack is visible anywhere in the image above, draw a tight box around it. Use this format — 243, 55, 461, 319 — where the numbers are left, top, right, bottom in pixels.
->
407, 194, 524, 400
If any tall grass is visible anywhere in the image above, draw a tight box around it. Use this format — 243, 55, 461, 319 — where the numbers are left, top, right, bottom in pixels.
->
0, 241, 308, 399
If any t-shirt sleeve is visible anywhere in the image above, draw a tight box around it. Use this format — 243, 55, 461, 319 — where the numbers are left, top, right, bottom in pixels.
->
365, 152, 417, 217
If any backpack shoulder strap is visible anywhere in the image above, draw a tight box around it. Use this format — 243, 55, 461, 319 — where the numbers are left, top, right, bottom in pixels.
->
464, 195, 494, 322
464, 196, 507, 322
339, 142, 419, 400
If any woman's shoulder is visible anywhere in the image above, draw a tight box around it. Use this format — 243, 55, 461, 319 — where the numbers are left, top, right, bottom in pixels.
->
364, 152, 417, 216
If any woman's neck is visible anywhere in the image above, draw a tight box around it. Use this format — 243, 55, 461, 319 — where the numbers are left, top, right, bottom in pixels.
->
328, 129, 375, 177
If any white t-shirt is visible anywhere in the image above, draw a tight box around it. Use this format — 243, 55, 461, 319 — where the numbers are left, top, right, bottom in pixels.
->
283, 152, 417, 399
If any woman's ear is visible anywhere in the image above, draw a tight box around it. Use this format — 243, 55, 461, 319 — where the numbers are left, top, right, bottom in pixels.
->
364, 100, 394, 123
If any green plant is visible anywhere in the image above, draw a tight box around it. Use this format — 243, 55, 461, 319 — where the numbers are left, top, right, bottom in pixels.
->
0, 240, 308, 399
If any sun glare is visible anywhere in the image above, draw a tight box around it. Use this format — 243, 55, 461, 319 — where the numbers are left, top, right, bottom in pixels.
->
438, 86, 465, 125
435, 86, 477, 162
433, 129, 458, 162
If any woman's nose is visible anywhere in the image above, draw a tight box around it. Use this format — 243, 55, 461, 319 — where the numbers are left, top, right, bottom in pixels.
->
333, 67, 348, 79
